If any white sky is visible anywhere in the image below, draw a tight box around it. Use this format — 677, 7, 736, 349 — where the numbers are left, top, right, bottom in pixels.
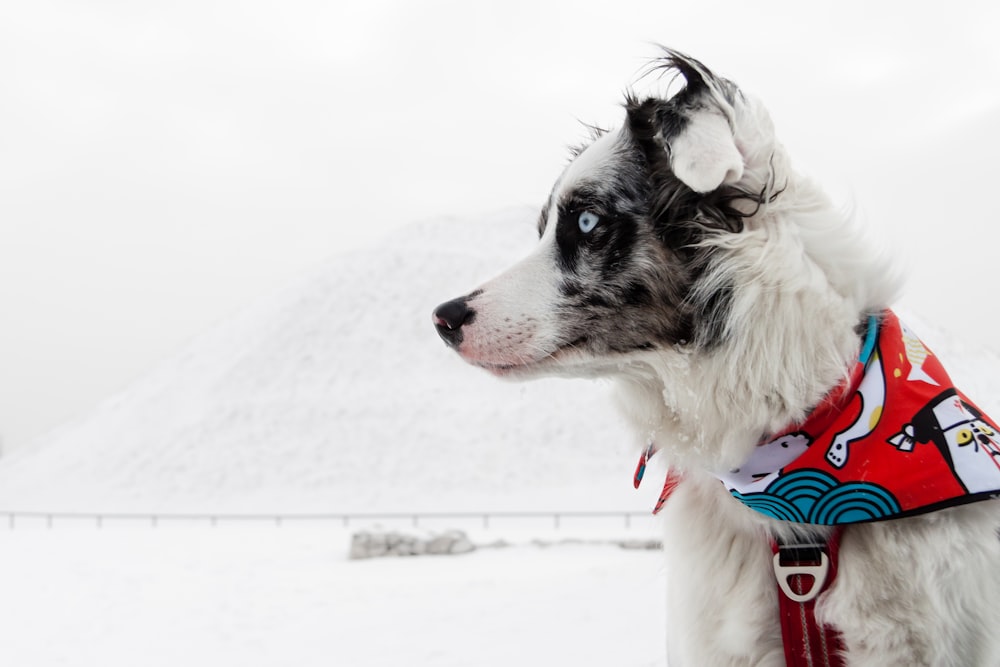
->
2, 0, 999, 449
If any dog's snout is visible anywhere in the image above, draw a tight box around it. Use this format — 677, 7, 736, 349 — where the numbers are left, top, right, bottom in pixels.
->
433, 298, 475, 347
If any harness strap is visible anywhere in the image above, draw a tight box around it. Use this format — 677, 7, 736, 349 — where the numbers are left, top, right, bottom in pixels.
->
634, 446, 847, 666
771, 529, 846, 667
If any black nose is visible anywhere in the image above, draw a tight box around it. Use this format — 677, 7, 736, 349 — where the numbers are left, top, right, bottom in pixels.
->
432, 298, 475, 347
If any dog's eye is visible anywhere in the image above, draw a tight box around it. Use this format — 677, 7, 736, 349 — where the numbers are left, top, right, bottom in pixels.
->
578, 211, 600, 234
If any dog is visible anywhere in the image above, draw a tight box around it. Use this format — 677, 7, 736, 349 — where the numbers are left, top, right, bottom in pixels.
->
432, 48, 1000, 666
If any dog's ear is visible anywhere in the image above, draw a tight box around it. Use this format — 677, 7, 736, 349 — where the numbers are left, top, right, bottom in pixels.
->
627, 50, 744, 194
669, 107, 743, 193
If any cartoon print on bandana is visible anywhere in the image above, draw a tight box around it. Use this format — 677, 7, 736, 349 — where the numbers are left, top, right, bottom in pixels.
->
825, 350, 887, 469
899, 322, 939, 386
889, 390, 1000, 495
719, 433, 812, 490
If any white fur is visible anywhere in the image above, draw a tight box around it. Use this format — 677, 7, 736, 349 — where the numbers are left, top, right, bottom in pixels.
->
669, 107, 744, 192
437, 54, 1000, 665
454, 247, 562, 370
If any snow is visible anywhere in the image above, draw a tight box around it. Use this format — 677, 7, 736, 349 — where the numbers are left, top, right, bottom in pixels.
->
0, 522, 667, 667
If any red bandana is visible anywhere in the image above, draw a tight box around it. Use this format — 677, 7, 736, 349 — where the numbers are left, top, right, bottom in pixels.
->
637, 311, 1000, 524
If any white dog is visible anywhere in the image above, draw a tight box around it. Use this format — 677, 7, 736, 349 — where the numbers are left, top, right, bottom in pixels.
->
433, 48, 1000, 666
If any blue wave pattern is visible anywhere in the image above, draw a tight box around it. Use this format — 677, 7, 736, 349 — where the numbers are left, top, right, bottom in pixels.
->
730, 469, 901, 525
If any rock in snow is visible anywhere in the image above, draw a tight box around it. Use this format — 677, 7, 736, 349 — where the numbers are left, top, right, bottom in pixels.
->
348, 529, 476, 560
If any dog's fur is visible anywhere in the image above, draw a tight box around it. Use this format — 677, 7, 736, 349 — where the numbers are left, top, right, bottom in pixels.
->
433, 49, 1000, 666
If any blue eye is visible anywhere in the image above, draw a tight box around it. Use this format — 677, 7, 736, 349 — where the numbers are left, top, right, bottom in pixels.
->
578, 211, 600, 233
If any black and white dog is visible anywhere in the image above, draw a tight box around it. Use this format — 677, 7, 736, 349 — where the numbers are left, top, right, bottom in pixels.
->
432, 49, 1000, 666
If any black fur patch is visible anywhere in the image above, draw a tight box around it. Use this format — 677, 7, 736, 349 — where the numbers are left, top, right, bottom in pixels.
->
535, 52, 755, 357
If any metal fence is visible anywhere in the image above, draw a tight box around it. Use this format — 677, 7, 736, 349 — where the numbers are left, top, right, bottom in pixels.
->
0, 510, 656, 530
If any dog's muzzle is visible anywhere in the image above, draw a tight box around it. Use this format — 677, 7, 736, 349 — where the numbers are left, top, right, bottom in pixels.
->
432, 298, 475, 348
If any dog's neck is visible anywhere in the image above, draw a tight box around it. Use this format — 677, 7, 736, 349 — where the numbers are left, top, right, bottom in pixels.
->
615, 168, 898, 475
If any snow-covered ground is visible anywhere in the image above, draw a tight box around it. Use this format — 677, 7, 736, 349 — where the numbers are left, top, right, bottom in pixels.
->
0, 521, 667, 667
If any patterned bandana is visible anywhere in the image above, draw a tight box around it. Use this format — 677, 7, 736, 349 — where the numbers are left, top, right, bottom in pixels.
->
637, 311, 1000, 524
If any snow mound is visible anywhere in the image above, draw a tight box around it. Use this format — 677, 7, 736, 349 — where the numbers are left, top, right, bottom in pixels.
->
0, 208, 647, 513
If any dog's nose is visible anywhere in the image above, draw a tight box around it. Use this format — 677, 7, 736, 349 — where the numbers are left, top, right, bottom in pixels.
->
433, 299, 474, 347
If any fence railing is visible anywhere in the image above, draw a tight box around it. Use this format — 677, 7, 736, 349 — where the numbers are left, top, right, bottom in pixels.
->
0, 510, 656, 530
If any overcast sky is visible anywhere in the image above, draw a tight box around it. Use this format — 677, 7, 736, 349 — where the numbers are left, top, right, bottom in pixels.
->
2, 0, 998, 450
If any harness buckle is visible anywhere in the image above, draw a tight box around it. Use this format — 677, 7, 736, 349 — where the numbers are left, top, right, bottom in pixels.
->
772, 542, 830, 603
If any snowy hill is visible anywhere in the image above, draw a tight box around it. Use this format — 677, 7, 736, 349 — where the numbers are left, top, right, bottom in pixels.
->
0, 207, 997, 515
0, 208, 649, 513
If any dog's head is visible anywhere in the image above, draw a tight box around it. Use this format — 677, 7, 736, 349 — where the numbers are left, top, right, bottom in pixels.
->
432, 49, 781, 381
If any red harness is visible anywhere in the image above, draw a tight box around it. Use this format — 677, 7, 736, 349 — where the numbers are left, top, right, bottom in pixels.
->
634, 455, 845, 666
